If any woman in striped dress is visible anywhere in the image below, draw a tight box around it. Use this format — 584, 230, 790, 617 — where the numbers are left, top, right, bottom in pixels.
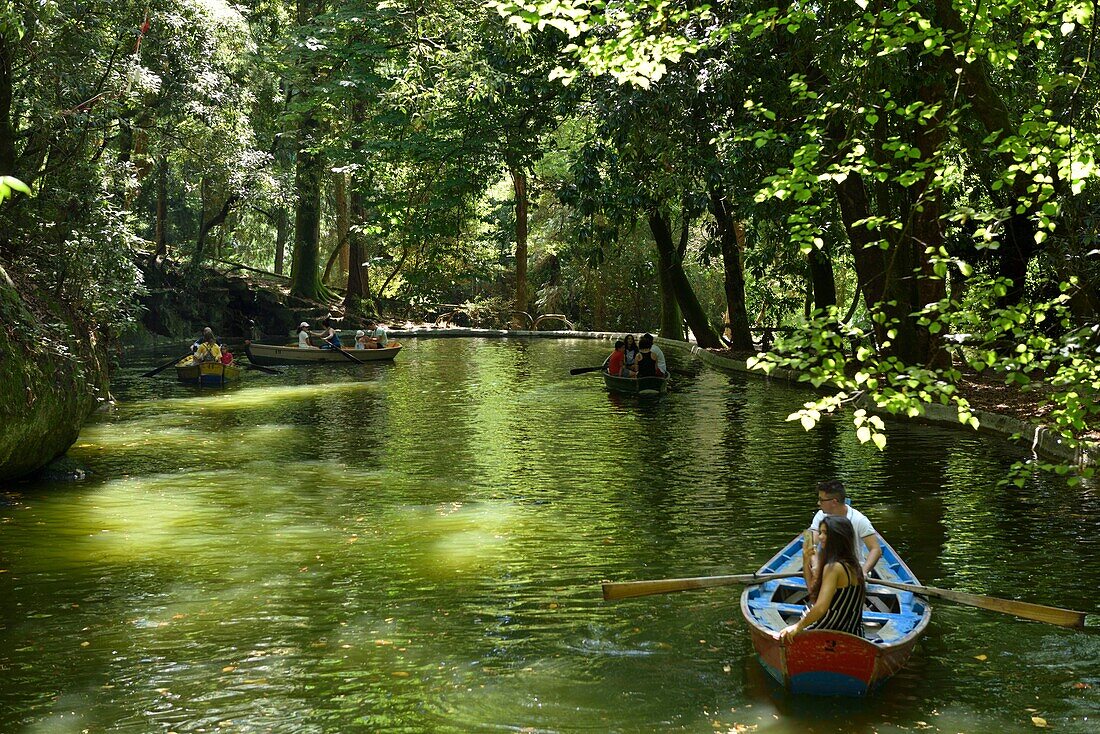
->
778, 515, 866, 641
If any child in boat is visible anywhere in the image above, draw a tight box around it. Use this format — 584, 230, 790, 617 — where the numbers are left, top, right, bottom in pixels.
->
355, 330, 369, 350
297, 322, 315, 349
607, 340, 625, 376
779, 515, 866, 641
219, 343, 233, 365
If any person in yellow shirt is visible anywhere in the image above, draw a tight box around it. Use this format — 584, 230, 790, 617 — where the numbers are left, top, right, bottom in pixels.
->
192, 327, 222, 363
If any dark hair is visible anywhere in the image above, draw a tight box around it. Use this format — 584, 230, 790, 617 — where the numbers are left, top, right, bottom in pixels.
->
624, 334, 636, 347
812, 515, 864, 600
639, 333, 654, 349
816, 479, 846, 502
614, 340, 624, 349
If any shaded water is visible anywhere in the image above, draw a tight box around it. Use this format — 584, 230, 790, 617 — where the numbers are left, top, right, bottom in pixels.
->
1, 338, 1098, 733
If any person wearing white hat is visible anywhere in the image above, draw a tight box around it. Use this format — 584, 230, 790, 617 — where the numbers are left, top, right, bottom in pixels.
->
354, 329, 368, 350
297, 321, 315, 349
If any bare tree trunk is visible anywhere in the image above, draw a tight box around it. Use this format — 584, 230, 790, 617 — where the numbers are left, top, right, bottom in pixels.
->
327, 169, 349, 288
709, 189, 753, 350
154, 156, 168, 257
648, 207, 721, 347
510, 166, 528, 324
290, 110, 325, 300
289, 0, 327, 301
807, 246, 836, 312
274, 208, 288, 275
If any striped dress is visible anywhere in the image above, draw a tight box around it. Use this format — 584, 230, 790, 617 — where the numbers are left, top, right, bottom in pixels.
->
807, 564, 865, 637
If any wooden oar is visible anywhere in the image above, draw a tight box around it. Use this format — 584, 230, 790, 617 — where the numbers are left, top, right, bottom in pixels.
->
244, 362, 282, 375
141, 351, 194, 378
570, 365, 605, 376
323, 336, 364, 364
871, 578, 1088, 629
602, 571, 801, 601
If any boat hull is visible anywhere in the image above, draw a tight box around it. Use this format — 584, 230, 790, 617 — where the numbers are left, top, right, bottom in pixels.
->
740, 533, 930, 696
602, 371, 668, 395
175, 362, 241, 386
245, 342, 401, 366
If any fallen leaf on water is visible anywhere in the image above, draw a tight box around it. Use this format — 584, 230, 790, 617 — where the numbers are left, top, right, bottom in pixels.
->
1031, 716, 1048, 727
722, 665, 731, 673
549, 603, 558, 609
1072, 682, 1091, 689
222, 666, 236, 672
974, 654, 988, 661
392, 671, 410, 677
80, 641, 90, 647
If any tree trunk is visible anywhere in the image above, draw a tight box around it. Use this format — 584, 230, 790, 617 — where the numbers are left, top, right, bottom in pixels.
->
154, 156, 168, 257
194, 192, 238, 266
327, 169, 349, 288
648, 207, 721, 347
649, 210, 683, 339
709, 189, 753, 350
274, 208, 288, 275
510, 166, 528, 323
344, 184, 370, 315
807, 246, 836, 313
289, 0, 327, 301
290, 110, 325, 300
344, 102, 372, 315
0, 33, 14, 176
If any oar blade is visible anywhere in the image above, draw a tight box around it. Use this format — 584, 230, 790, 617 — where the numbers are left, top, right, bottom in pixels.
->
570, 366, 604, 376
874, 579, 1087, 629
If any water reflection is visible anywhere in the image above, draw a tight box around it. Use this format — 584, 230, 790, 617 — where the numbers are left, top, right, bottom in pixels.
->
1, 338, 1097, 733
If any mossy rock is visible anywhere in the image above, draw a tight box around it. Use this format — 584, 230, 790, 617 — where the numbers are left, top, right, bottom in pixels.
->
0, 282, 109, 481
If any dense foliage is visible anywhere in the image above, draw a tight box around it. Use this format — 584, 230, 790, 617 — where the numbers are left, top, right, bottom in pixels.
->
1, 0, 1097, 477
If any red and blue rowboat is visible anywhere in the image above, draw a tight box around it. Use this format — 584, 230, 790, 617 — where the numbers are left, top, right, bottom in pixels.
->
739, 533, 930, 696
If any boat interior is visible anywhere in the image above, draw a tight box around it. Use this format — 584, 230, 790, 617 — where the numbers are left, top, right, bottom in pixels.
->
744, 578, 928, 645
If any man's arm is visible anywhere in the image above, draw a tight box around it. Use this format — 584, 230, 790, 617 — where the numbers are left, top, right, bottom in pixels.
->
862, 533, 882, 575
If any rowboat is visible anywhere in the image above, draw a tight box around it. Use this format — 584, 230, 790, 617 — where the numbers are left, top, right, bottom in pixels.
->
740, 533, 930, 696
244, 341, 401, 366
175, 360, 242, 386
603, 370, 669, 395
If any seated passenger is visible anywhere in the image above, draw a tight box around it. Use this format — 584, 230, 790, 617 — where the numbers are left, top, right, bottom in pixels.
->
193, 327, 221, 363
634, 341, 659, 378
219, 343, 234, 365
779, 515, 866, 641
637, 333, 665, 377
355, 330, 369, 350
365, 319, 389, 349
622, 334, 639, 374
607, 340, 625, 376
297, 322, 316, 349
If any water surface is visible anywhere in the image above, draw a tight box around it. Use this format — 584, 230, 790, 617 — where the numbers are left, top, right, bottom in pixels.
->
1, 338, 1097, 733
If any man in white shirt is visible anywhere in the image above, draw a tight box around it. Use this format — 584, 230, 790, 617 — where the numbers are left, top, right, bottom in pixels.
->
365, 319, 389, 348
805, 480, 882, 594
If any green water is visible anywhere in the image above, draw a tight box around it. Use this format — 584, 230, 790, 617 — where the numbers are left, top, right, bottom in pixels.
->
1, 338, 1097, 733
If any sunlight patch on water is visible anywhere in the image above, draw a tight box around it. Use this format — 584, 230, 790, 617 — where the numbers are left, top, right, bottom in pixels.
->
389, 502, 521, 574
139, 381, 381, 413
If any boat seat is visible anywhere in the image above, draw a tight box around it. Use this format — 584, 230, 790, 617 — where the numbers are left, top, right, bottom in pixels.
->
752, 607, 793, 631
747, 601, 920, 642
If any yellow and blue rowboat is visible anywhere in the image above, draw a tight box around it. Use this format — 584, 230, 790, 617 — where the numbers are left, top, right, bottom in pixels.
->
175, 360, 241, 386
